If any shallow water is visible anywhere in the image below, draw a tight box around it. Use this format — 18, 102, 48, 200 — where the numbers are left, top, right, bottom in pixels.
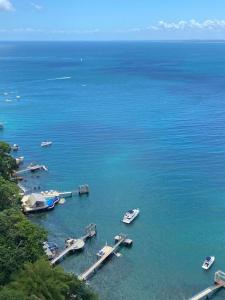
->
1, 41, 225, 299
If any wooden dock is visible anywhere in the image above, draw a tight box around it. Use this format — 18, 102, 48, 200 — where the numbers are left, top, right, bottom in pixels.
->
50, 224, 96, 265
189, 270, 225, 299
51, 239, 85, 265
189, 284, 222, 300
79, 234, 129, 281
15, 164, 48, 174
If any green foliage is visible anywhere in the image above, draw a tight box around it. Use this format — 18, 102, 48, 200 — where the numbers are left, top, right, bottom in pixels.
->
0, 140, 98, 300
0, 209, 47, 285
0, 141, 17, 180
0, 176, 20, 211
0, 287, 29, 300
0, 142, 11, 155
0, 259, 97, 300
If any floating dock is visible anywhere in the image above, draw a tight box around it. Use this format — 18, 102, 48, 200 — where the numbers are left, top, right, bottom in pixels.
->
50, 224, 97, 265
189, 270, 225, 299
79, 233, 132, 281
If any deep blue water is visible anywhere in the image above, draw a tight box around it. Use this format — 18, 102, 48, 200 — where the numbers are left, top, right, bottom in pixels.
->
1, 41, 225, 299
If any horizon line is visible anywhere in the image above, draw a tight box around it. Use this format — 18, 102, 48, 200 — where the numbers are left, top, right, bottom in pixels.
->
1, 39, 225, 42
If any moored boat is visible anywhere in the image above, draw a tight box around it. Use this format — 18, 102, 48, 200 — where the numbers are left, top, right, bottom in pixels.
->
11, 144, 19, 151
122, 208, 140, 224
15, 156, 24, 165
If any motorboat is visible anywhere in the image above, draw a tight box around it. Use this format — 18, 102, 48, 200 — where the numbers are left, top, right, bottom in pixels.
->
43, 241, 58, 260
202, 256, 215, 270
41, 141, 53, 147
122, 208, 140, 224
11, 144, 19, 151
15, 156, 24, 165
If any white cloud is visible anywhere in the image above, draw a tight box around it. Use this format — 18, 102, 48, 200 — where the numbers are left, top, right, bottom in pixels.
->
155, 19, 225, 31
31, 2, 43, 10
0, 0, 14, 11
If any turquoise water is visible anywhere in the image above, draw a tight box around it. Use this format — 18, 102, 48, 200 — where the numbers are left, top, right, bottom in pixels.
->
1, 41, 225, 299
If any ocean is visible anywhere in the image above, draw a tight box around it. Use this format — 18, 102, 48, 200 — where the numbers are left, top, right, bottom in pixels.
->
1, 41, 225, 299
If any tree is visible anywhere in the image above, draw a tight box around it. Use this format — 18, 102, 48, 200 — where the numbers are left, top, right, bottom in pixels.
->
0, 177, 20, 211
0, 259, 98, 300
0, 209, 47, 284
0, 141, 17, 180
0, 287, 29, 300
0, 141, 11, 154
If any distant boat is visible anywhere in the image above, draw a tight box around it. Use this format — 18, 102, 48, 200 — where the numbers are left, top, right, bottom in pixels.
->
11, 144, 19, 151
0, 123, 4, 130
122, 208, 140, 224
202, 256, 215, 270
41, 141, 53, 147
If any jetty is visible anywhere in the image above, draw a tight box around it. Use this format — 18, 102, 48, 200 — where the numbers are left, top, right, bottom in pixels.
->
50, 224, 97, 265
79, 233, 132, 281
15, 164, 48, 174
189, 270, 225, 299
78, 184, 89, 195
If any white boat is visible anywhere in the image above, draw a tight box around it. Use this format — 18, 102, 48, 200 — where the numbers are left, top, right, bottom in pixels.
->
122, 208, 140, 224
41, 141, 53, 147
202, 256, 215, 270
11, 144, 19, 151
15, 156, 24, 165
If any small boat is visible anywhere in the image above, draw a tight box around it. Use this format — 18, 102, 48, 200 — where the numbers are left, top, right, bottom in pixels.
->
15, 156, 24, 165
0, 123, 4, 130
122, 208, 140, 224
41, 141, 53, 147
11, 144, 19, 151
43, 241, 58, 260
202, 256, 215, 270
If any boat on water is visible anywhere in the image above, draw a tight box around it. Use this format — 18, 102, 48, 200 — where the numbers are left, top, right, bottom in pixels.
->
11, 144, 19, 151
0, 123, 4, 129
202, 256, 215, 270
43, 241, 58, 260
21, 193, 60, 213
122, 208, 140, 224
41, 141, 53, 147
15, 156, 24, 165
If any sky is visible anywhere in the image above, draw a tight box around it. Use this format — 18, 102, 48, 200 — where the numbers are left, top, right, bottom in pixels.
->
1, 0, 225, 40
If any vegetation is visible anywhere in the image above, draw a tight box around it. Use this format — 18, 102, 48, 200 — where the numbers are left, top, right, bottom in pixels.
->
0, 208, 47, 284
0, 141, 17, 180
0, 177, 20, 211
0, 259, 97, 300
0, 141, 98, 300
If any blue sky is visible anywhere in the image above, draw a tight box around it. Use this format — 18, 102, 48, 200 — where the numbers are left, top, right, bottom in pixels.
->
1, 0, 225, 40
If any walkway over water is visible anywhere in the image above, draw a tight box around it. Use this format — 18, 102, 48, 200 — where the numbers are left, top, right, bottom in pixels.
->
51, 224, 96, 265
79, 233, 129, 281
189, 270, 225, 300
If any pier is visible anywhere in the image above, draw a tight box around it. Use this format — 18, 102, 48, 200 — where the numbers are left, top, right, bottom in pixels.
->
15, 164, 48, 174
189, 270, 225, 299
79, 233, 131, 281
50, 224, 96, 265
